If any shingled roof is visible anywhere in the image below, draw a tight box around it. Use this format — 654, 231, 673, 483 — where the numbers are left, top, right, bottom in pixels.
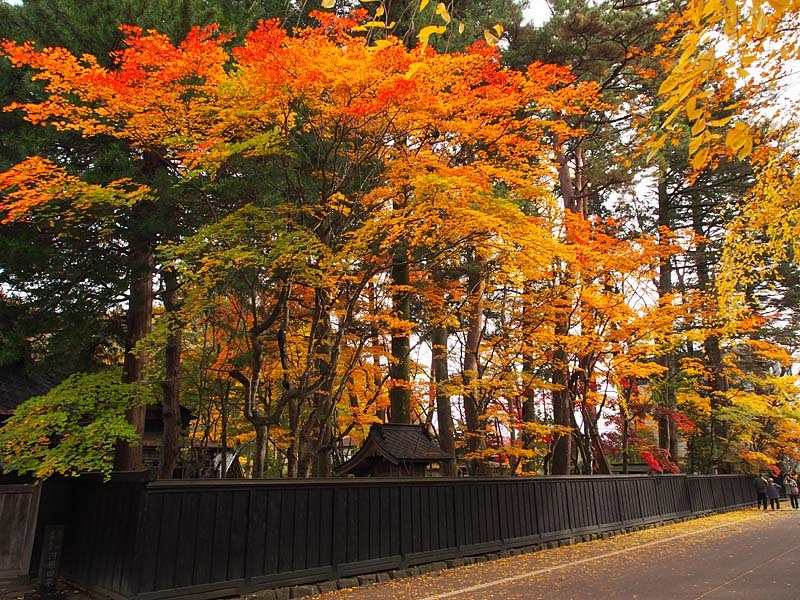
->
0, 363, 60, 417
335, 423, 451, 477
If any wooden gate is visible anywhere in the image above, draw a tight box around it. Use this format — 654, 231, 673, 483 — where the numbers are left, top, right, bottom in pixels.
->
0, 484, 39, 579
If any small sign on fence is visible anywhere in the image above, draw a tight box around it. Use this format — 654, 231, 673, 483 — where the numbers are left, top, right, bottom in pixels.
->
24, 524, 65, 600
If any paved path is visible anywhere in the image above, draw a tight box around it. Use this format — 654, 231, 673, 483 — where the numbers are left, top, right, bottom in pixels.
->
318, 508, 800, 600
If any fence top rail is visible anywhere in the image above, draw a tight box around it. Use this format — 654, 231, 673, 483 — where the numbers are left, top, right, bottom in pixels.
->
0, 483, 39, 492
138, 473, 752, 493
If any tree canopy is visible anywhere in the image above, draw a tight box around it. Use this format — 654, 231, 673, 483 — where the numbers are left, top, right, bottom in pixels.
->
1, 0, 798, 479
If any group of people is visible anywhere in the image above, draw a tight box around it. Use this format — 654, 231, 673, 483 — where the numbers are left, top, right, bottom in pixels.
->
753, 472, 800, 510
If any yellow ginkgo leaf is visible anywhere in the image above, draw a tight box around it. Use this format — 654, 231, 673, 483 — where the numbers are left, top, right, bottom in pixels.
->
493, 24, 503, 36
418, 24, 446, 44
689, 131, 705, 155
458, 21, 465, 34
420, 0, 430, 11
363, 21, 387, 28
375, 5, 385, 17
658, 74, 680, 96
484, 29, 500, 46
321, 0, 335, 8
690, 145, 709, 170
726, 122, 748, 152
686, 95, 703, 121
435, 2, 451, 23
702, 0, 721, 18
690, 118, 706, 137
709, 116, 733, 128
737, 134, 754, 159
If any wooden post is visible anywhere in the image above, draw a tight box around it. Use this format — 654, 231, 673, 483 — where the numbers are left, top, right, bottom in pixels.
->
24, 525, 65, 600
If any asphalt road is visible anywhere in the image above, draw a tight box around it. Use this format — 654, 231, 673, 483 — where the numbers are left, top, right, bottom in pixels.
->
318, 508, 800, 600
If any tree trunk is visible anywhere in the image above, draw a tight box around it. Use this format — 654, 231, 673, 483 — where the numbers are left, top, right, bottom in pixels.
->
549, 133, 583, 476
253, 423, 268, 478
691, 195, 729, 472
570, 410, 592, 474
432, 319, 457, 476
550, 344, 572, 475
159, 267, 182, 479
390, 245, 412, 424
581, 404, 611, 474
463, 263, 489, 476
520, 309, 540, 474
313, 423, 333, 477
220, 380, 231, 478
657, 171, 680, 463
622, 415, 629, 474
231, 363, 270, 478
308, 289, 335, 477
705, 334, 729, 472
287, 396, 300, 478
657, 352, 679, 461
114, 234, 154, 472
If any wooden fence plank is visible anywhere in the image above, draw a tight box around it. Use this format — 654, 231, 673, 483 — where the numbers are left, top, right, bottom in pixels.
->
0, 485, 39, 578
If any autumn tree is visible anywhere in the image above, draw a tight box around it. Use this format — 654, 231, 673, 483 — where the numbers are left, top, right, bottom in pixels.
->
0, 23, 233, 474
506, 0, 677, 473
168, 11, 600, 476
657, 0, 800, 319
618, 0, 800, 473
0, 0, 351, 479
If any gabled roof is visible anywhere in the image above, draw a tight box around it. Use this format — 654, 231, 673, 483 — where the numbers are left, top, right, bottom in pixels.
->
0, 363, 60, 417
335, 423, 451, 476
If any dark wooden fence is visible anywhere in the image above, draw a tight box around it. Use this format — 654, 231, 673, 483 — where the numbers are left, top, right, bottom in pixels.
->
34, 474, 754, 600
0, 484, 39, 580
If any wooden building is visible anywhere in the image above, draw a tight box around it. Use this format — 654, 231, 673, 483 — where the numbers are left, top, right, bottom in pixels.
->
140, 404, 194, 468
0, 362, 59, 428
335, 423, 452, 477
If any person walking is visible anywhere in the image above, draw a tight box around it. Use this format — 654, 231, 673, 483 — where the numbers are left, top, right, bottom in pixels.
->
785, 474, 800, 510
766, 477, 782, 510
753, 472, 769, 510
